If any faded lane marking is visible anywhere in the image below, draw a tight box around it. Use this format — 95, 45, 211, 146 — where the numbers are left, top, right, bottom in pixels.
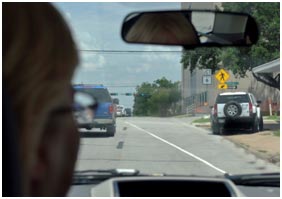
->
125, 121, 226, 174
117, 141, 124, 149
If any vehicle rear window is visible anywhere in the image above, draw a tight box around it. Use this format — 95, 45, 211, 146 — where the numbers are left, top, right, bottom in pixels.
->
117, 106, 124, 110
216, 95, 250, 103
75, 88, 112, 103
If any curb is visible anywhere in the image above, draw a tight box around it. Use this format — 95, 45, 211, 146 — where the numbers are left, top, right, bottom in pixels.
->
224, 137, 280, 166
193, 123, 210, 128
193, 120, 279, 127
193, 123, 280, 166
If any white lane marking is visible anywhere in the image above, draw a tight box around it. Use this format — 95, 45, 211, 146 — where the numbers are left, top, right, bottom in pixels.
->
125, 121, 226, 174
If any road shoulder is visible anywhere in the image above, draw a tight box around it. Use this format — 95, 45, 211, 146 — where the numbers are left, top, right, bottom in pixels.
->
224, 131, 280, 166
191, 118, 280, 166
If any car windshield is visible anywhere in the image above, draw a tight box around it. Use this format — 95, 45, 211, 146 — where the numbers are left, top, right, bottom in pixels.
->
216, 95, 250, 103
54, 2, 280, 177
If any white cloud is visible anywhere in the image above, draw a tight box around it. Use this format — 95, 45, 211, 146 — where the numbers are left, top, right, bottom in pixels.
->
78, 41, 89, 50
74, 30, 107, 71
77, 31, 98, 50
126, 63, 151, 73
65, 12, 72, 20
79, 53, 106, 71
81, 32, 92, 43
142, 46, 182, 62
97, 55, 106, 67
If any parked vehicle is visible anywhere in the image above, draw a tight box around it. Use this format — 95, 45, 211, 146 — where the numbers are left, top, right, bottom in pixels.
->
124, 108, 132, 117
211, 92, 263, 134
73, 84, 116, 136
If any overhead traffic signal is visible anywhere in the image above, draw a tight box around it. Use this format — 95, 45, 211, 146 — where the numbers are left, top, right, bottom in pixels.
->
134, 93, 151, 98
110, 92, 140, 96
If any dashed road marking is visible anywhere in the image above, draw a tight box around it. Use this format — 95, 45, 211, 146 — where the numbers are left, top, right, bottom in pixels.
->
117, 141, 124, 149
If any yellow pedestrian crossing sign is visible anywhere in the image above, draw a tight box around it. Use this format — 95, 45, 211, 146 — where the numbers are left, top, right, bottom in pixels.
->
218, 83, 228, 89
215, 69, 230, 83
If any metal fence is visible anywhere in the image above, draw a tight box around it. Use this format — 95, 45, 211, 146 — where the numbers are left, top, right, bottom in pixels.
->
184, 91, 208, 115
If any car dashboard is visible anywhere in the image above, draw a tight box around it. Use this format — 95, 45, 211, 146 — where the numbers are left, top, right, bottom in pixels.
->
67, 175, 280, 197
91, 176, 243, 197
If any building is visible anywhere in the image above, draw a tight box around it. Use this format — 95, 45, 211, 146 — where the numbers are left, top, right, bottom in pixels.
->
251, 59, 280, 115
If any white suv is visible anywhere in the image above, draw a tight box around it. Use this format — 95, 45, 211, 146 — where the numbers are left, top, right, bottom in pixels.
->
116, 105, 126, 117
211, 92, 263, 135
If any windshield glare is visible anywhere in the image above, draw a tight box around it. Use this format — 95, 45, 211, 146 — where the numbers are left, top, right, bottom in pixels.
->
54, 2, 280, 177
75, 88, 111, 103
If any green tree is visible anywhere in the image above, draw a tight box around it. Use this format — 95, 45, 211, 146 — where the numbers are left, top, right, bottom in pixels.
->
181, 47, 221, 74
133, 77, 181, 117
181, 2, 280, 89
133, 82, 155, 116
223, 2, 280, 89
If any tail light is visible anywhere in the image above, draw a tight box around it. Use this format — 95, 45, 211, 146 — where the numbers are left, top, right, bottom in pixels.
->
213, 104, 217, 115
249, 102, 253, 113
109, 104, 114, 113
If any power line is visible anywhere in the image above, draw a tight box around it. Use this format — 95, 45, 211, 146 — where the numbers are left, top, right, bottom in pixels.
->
79, 49, 183, 54
78, 49, 231, 55
106, 85, 137, 87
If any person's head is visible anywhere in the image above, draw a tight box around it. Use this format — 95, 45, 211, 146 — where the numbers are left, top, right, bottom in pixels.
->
126, 12, 199, 45
3, 3, 79, 196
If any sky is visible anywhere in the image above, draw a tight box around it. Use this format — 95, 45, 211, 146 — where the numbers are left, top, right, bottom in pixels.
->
54, 2, 184, 108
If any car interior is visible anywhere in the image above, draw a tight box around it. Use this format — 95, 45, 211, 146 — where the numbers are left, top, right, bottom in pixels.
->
3, 2, 280, 197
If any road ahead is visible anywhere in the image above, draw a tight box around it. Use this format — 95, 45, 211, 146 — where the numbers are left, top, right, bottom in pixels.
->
75, 117, 279, 176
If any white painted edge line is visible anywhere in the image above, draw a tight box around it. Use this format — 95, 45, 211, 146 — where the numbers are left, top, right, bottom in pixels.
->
125, 121, 227, 174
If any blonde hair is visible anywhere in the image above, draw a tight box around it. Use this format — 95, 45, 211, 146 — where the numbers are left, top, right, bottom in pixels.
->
126, 13, 198, 45
3, 3, 78, 194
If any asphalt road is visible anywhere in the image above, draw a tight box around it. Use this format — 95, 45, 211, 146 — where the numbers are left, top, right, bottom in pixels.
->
75, 117, 279, 176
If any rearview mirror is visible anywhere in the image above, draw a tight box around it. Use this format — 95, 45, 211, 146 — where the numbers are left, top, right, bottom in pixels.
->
122, 10, 259, 48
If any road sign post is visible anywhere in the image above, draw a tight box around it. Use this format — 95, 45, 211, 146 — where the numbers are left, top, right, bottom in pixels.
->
226, 82, 239, 89
202, 75, 212, 85
215, 69, 230, 90
215, 69, 230, 83
203, 69, 212, 75
217, 83, 228, 89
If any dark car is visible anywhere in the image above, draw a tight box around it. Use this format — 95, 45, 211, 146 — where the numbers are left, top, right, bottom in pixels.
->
73, 84, 116, 136
124, 108, 132, 117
